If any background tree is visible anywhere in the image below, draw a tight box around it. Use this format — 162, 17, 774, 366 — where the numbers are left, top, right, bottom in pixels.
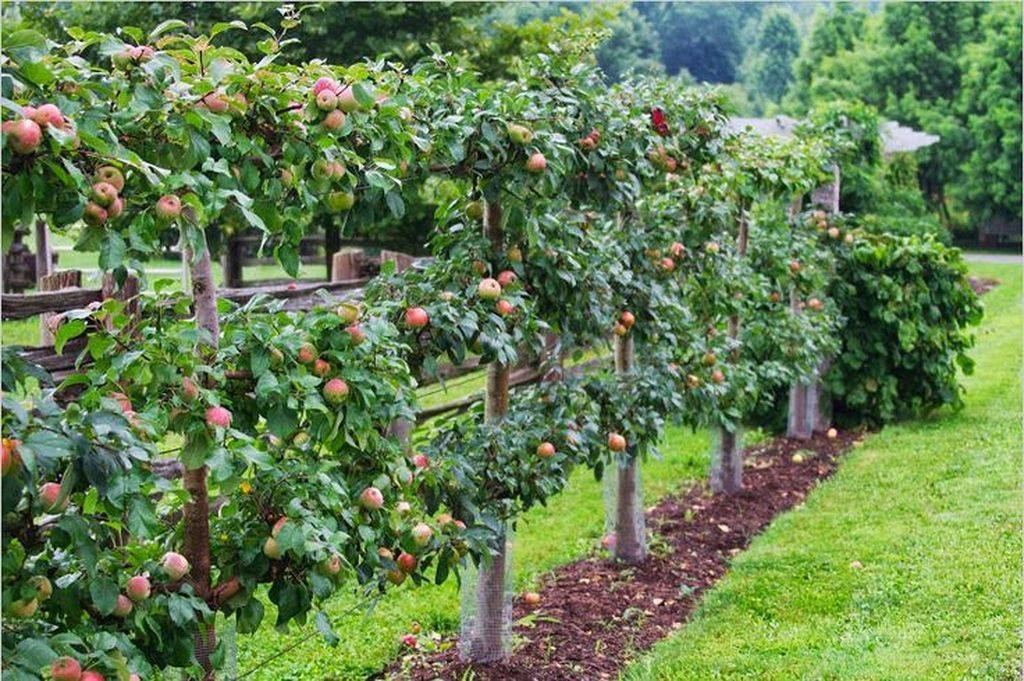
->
743, 9, 800, 112
637, 3, 761, 83
956, 3, 1022, 230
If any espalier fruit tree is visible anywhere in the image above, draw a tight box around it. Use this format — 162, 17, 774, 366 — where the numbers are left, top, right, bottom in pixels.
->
0, 18, 454, 679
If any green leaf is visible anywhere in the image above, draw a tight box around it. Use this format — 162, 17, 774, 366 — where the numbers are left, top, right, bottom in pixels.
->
167, 594, 196, 627
89, 577, 120, 615
315, 610, 340, 646
99, 232, 127, 271
5, 30, 46, 49
54, 319, 86, 354
149, 20, 189, 40
13, 637, 58, 670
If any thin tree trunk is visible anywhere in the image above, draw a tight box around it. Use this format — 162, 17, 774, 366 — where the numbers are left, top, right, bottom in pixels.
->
184, 239, 217, 679
787, 288, 813, 440
611, 333, 645, 562
712, 210, 748, 495
465, 199, 511, 663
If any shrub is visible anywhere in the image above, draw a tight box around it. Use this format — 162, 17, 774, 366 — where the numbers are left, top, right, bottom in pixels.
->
826, 231, 982, 426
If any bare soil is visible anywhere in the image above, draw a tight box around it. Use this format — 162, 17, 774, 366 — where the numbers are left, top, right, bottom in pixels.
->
387, 429, 861, 680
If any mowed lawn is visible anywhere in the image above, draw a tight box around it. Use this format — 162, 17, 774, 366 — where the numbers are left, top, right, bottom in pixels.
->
624, 261, 1022, 680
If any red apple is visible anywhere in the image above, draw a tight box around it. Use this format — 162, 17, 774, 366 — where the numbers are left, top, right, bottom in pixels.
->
83, 202, 108, 227
412, 453, 429, 469
7, 118, 42, 154
536, 442, 555, 458
40, 482, 68, 513
93, 166, 124, 192
297, 344, 318, 364
789, 260, 801, 274
91, 182, 118, 208
51, 657, 82, 681
323, 109, 345, 131
323, 378, 349, 404
316, 90, 338, 111
711, 369, 725, 384
113, 594, 133, 617
1, 438, 22, 477
336, 85, 362, 113
411, 523, 433, 547
205, 406, 232, 429
401, 633, 418, 648
125, 575, 151, 602
386, 569, 406, 585
495, 299, 514, 316
404, 307, 429, 329
619, 311, 635, 329
526, 152, 547, 173
523, 591, 541, 606
396, 552, 417, 573
496, 270, 517, 287
359, 486, 384, 511
105, 197, 124, 219
477, 278, 501, 300
155, 195, 182, 223
313, 77, 340, 96
182, 377, 200, 402
613, 323, 628, 337
29, 575, 52, 601
8, 597, 37, 618
607, 433, 627, 452
313, 359, 332, 378
346, 324, 366, 345
161, 552, 190, 581
80, 672, 105, 681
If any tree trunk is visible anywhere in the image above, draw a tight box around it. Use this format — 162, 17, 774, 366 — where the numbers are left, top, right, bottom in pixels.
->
712, 210, 748, 495
464, 199, 511, 663
611, 334, 645, 562
710, 427, 742, 494
467, 528, 509, 662
324, 221, 340, 281
787, 288, 813, 440
184, 240, 217, 679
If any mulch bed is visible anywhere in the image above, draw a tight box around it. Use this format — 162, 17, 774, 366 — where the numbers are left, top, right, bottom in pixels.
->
387, 429, 861, 680
969, 276, 1000, 295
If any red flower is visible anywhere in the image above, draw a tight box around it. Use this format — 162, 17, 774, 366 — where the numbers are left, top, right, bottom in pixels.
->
651, 107, 670, 136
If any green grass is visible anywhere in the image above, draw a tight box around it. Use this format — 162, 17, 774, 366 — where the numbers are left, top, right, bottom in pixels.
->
623, 262, 1022, 680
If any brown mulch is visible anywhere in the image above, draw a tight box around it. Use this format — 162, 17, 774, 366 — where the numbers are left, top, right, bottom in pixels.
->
969, 276, 1000, 295
387, 429, 861, 680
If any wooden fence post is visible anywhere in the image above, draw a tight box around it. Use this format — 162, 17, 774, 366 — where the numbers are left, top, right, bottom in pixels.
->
221, 235, 244, 288
331, 250, 362, 281
464, 199, 512, 663
380, 249, 417, 273
38, 270, 82, 345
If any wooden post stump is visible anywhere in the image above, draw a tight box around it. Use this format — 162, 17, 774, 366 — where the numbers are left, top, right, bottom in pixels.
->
38, 270, 82, 346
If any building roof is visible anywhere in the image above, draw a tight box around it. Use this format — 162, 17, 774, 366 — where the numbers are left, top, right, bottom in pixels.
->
726, 116, 940, 154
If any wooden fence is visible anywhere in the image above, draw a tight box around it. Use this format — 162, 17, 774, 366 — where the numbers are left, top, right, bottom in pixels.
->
2, 246, 523, 419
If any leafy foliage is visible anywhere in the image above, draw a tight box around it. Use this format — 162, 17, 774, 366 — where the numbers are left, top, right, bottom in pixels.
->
825, 228, 982, 426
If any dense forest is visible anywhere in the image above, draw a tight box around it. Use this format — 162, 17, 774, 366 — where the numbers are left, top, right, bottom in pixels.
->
6, 1, 1019, 243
